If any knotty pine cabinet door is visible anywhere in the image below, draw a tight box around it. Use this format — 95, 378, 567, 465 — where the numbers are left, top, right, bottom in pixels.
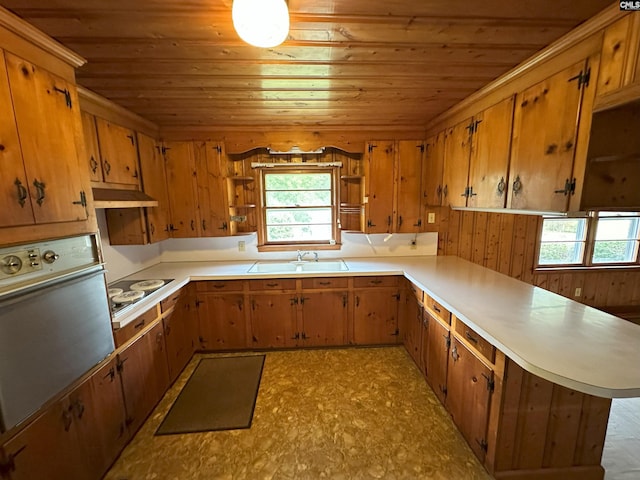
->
467, 96, 515, 209
365, 141, 395, 233
94, 117, 140, 186
352, 289, 400, 345
425, 313, 450, 405
395, 140, 425, 233
0, 50, 33, 228
445, 338, 493, 462
194, 141, 230, 236
249, 294, 297, 348
138, 133, 171, 242
163, 290, 197, 384
422, 132, 445, 207
164, 141, 200, 237
81, 111, 103, 183
507, 60, 590, 212
402, 291, 424, 370
5, 52, 89, 225
299, 291, 348, 347
442, 118, 472, 208
197, 293, 248, 350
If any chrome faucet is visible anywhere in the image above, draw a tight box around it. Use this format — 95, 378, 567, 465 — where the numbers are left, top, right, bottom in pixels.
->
296, 250, 309, 262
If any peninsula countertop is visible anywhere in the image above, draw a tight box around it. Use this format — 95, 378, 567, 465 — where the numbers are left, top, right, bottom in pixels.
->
111, 256, 640, 399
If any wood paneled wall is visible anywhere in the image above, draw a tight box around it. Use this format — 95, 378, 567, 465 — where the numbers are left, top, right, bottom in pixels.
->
428, 207, 640, 308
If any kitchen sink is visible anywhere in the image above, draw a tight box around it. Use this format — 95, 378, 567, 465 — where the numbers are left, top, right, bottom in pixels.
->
248, 259, 348, 273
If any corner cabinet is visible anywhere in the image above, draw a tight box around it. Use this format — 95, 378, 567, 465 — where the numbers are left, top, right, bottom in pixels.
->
0, 50, 90, 231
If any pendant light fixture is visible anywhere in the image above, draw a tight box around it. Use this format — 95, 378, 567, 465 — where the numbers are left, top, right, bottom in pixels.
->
232, 0, 290, 48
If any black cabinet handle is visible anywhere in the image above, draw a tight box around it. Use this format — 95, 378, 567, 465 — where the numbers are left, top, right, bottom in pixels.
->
89, 156, 98, 174
465, 331, 478, 344
33, 179, 45, 205
14, 178, 27, 207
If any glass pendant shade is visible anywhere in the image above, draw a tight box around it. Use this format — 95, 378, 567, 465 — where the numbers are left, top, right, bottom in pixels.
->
232, 0, 290, 48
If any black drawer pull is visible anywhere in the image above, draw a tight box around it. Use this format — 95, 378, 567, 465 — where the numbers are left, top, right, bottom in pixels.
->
266, 283, 279, 287
213, 284, 225, 289
319, 281, 331, 286
465, 331, 478, 344
134, 320, 145, 329
432, 304, 441, 313
371, 279, 382, 285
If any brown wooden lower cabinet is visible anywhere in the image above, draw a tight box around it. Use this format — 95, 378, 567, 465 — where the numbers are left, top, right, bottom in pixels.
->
163, 286, 198, 383
249, 293, 297, 348
424, 311, 450, 405
2, 357, 126, 480
401, 289, 424, 369
352, 288, 400, 344
197, 292, 248, 350
299, 291, 348, 346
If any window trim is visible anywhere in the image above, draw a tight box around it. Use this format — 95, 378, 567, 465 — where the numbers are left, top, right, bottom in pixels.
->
256, 166, 341, 249
535, 212, 640, 270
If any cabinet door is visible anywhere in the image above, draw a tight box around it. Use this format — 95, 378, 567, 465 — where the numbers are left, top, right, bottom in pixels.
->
396, 140, 424, 232
197, 293, 247, 350
164, 141, 200, 237
3, 398, 87, 480
194, 141, 230, 236
508, 60, 588, 211
446, 338, 493, 462
249, 294, 297, 348
163, 293, 195, 383
69, 358, 127, 480
81, 111, 103, 183
352, 289, 400, 345
442, 118, 472, 207
5, 52, 88, 224
300, 291, 347, 346
365, 141, 395, 233
138, 133, 170, 242
423, 132, 445, 207
94, 117, 140, 186
467, 97, 515, 208
0, 50, 33, 227
596, 15, 632, 97
426, 314, 449, 405
403, 293, 423, 368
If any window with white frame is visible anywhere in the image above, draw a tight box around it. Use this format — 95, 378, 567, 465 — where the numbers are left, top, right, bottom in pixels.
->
538, 212, 640, 267
260, 168, 338, 245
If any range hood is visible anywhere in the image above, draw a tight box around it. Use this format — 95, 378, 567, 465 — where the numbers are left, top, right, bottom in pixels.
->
92, 188, 158, 209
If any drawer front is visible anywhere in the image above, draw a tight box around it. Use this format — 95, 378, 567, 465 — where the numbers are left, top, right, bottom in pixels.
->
301, 277, 348, 289
160, 288, 183, 312
407, 282, 424, 303
114, 305, 158, 347
454, 316, 496, 363
249, 279, 297, 291
353, 276, 399, 288
424, 294, 451, 325
196, 280, 244, 292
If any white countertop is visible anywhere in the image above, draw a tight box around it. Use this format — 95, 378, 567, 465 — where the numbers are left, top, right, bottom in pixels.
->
113, 256, 640, 399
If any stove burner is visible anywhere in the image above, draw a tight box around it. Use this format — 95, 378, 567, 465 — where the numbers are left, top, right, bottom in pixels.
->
108, 287, 123, 299
111, 290, 145, 304
130, 279, 165, 291
108, 278, 173, 315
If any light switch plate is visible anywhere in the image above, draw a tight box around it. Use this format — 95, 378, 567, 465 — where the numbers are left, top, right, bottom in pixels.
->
427, 212, 436, 224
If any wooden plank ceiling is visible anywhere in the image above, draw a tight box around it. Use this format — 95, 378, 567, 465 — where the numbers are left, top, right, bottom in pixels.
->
4, 0, 614, 130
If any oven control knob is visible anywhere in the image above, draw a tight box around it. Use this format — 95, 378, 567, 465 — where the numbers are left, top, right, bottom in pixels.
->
43, 250, 60, 264
2, 255, 22, 274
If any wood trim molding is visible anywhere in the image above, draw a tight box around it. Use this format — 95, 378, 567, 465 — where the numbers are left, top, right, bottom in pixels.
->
592, 81, 640, 111
78, 86, 159, 138
425, 3, 626, 133
0, 6, 85, 68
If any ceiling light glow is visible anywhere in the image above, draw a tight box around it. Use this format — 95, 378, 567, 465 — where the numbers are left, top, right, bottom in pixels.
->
232, 0, 290, 48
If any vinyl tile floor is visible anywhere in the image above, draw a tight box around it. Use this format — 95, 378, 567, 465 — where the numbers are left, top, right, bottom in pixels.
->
104, 347, 639, 480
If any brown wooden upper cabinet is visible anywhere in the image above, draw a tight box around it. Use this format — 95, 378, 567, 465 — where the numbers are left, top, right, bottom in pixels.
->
194, 141, 231, 236
441, 97, 515, 209
365, 140, 425, 233
1, 50, 89, 228
164, 141, 200, 238
138, 133, 171, 242
422, 131, 445, 207
507, 58, 595, 212
88, 114, 140, 186
595, 12, 640, 99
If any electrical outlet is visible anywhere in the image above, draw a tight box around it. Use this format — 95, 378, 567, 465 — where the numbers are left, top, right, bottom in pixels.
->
410, 240, 417, 250
574, 287, 582, 297
427, 212, 436, 224
238, 241, 245, 252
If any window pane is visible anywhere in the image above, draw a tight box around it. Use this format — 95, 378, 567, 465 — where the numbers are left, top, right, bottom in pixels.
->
592, 241, 638, 264
265, 173, 331, 190
266, 208, 332, 225
538, 242, 585, 265
540, 218, 587, 242
267, 224, 332, 242
265, 190, 331, 207
595, 217, 640, 241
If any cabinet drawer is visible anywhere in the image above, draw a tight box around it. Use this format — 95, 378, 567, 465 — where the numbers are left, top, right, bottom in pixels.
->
454, 316, 496, 363
424, 294, 451, 324
407, 282, 424, 303
249, 279, 296, 291
301, 277, 348, 289
160, 288, 183, 312
353, 276, 399, 288
114, 305, 159, 347
196, 280, 244, 292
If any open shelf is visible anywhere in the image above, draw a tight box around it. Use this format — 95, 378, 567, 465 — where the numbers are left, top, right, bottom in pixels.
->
340, 175, 363, 180
228, 176, 255, 182
229, 204, 256, 209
